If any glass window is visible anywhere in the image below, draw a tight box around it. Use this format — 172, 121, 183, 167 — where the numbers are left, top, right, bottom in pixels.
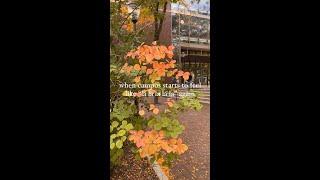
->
190, 16, 200, 39
199, 19, 209, 39
172, 14, 179, 36
180, 14, 190, 37
171, 3, 179, 11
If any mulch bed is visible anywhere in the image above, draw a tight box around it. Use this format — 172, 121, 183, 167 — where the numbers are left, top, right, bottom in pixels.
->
110, 145, 158, 180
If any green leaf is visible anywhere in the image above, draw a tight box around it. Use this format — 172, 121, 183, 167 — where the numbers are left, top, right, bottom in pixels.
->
154, 123, 162, 130
125, 123, 134, 130
116, 140, 123, 149
111, 121, 119, 128
111, 134, 117, 139
130, 70, 139, 76
110, 143, 115, 150
122, 120, 128, 126
121, 136, 127, 142
162, 118, 170, 127
147, 119, 156, 127
117, 130, 126, 136
110, 126, 113, 132
150, 157, 156, 163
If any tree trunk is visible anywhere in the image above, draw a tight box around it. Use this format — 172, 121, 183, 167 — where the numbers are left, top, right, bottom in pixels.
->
153, 1, 168, 41
153, 1, 168, 105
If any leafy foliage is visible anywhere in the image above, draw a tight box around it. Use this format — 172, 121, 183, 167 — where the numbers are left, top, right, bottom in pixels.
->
148, 117, 184, 138
110, 2, 202, 176
110, 99, 136, 121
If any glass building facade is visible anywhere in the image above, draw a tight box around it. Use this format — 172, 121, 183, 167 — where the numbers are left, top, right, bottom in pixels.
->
171, 0, 210, 85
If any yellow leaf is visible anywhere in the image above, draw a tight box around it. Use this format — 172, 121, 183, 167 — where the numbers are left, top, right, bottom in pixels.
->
134, 76, 141, 83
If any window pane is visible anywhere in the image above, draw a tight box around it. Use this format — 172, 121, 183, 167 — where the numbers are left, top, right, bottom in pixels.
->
172, 14, 179, 36
180, 14, 189, 37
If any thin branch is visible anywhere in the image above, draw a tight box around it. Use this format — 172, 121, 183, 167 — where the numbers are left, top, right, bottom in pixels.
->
119, 1, 144, 30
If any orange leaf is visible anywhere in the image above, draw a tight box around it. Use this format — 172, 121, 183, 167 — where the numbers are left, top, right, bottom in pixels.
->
157, 158, 165, 165
183, 72, 190, 81
166, 101, 174, 107
145, 54, 153, 63
161, 166, 170, 177
176, 138, 188, 155
147, 144, 158, 155
168, 45, 175, 51
149, 104, 155, 110
138, 55, 145, 64
141, 66, 147, 72
161, 142, 173, 153
126, 51, 133, 58
159, 130, 165, 137
159, 45, 167, 52
134, 64, 141, 71
126, 66, 133, 74
136, 138, 145, 148
138, 130, 144, 135
168, 138, 177, 145
153, 107, 159, 114
156, 68, 166, 77
166, 51, 174, 59
146, 68, 153, 75
139, 149, 148, 158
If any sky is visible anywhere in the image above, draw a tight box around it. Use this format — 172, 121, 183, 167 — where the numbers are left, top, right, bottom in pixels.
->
172, 0, 210, 13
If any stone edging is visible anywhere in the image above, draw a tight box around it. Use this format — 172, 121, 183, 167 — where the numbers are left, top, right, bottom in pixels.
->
147, 156, 168, 180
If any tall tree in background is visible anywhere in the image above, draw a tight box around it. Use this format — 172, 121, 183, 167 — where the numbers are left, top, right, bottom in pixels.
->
137, 0, 187, 103
136, 0, 187, 41
152, 0, 168, 41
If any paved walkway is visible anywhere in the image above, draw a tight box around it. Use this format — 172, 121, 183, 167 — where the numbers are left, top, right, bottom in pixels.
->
170, 104, 210, 180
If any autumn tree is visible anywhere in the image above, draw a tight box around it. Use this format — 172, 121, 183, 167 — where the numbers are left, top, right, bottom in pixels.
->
110, 1, 202, 178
